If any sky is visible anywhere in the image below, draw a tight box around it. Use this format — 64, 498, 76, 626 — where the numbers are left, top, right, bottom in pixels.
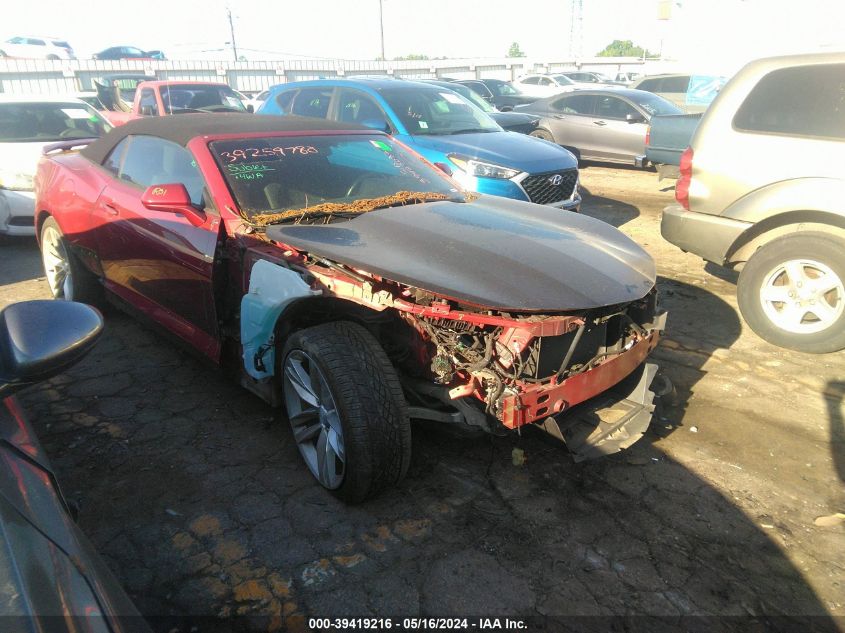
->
3, 0, 845, 72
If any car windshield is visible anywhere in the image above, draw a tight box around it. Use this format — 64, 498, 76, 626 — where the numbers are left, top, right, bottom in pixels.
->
492, 81, 521, 96
160, 85, 247, 114
0, 102, 111, 142
211, 134, 469, 225
632, 93, 683, 116
439, 84, 494, 113
379, 88, 501, 135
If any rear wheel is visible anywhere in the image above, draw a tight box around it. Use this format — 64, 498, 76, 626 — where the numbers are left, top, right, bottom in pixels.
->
737, 232, 845, 353
281, 321, 412, 503
46, 54, 60, 60
39, 216, 102, 305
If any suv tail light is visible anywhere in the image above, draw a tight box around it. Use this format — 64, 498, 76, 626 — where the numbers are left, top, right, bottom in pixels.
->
675, 146, 693, 210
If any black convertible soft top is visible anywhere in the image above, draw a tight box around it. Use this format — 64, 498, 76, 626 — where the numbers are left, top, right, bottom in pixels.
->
80, 114, 366, 164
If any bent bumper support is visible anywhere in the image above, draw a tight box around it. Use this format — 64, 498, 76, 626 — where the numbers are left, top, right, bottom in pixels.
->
536, 362, 661, 462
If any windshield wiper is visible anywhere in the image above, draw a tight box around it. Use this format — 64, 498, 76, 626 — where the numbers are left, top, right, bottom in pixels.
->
253, 191, 452, 227
443, 128, 497, 135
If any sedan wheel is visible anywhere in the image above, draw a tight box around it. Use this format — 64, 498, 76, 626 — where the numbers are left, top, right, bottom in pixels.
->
283, 350, 346, 490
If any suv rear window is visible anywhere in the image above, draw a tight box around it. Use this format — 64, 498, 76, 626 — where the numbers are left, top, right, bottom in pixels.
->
733, 64, 845, 140
0, 102, 111, 142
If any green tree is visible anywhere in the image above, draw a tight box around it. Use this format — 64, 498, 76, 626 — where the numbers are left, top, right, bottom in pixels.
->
507, 42, 526, 58
596, 39, 656, 58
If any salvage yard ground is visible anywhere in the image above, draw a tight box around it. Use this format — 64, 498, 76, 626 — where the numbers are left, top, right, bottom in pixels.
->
1, 165, 843, 630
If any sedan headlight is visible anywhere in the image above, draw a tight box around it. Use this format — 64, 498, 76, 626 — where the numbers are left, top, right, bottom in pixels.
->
0, 169, 34, 191
447, 154, 520, 180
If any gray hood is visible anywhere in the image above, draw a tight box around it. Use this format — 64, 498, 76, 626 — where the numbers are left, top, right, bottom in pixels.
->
266, 196, 655, 311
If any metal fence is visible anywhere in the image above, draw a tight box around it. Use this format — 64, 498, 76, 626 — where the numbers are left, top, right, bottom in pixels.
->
0, 56, 652, 96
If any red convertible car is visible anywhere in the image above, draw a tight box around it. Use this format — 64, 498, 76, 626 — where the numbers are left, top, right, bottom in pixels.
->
35, 115, 666, 502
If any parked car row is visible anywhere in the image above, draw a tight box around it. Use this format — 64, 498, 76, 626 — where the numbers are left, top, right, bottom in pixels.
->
0, 37, 165, 60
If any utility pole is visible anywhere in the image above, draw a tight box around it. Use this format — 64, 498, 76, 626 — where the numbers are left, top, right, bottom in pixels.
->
378, 0, 385, 60
227, 7, 238, 62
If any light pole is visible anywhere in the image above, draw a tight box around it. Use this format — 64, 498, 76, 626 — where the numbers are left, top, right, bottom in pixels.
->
227, 7, 239, 62
378, 0, 385, 60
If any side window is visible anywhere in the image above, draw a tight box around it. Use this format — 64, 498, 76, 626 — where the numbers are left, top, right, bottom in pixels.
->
594, 96, 638, 119
539, 77, 553, 86
637, 78, 658, 92
661, 76, 690, 93
29, 38, 46, 46
256, 90, 269, 101
522, 77, 539, 85
733, 64, 845, 140
102, 138, 129, 175
273, 90, 296, 114
552, 94, 597, 115
118, 136, 206, 206
337, 89, 387, 126
139, 89, 158, 116
291, 87, 333, 119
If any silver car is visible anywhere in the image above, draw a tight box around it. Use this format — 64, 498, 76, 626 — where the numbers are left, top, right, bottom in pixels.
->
516, 88, 681, 165
661, 51, 845, 353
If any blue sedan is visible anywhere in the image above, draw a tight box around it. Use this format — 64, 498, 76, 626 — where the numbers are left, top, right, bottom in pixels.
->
256, 78, 580, 210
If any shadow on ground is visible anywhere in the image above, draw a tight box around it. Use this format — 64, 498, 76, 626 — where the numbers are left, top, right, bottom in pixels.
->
17, 280, 840, 632
0, 238, 42, 286
579, 185, 640, 228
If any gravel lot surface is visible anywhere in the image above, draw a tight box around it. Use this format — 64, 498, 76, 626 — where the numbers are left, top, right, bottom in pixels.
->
1, 165, 843, 632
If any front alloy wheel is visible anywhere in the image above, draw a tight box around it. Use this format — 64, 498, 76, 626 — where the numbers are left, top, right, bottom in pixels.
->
283, 350, 345, 490
280, 321, 412, 503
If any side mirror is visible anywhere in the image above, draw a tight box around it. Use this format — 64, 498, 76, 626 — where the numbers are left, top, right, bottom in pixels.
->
500, 105, 514, 112
141, 183, 206, 227
626, 113, 646, 124
0, 301, 103, 399
361, 118, 391, 133
246, 104, 255, 113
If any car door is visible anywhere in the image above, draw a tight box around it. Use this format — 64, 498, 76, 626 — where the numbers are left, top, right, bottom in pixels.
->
589, 95, 648, 162
545, 93, 598, 157
92, 135, 222, 359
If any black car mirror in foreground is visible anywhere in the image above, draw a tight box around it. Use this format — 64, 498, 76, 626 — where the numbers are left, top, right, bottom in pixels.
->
0, 300, 104, 398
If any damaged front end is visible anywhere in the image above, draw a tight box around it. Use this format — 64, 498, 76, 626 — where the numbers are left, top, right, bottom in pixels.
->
242, 243, 667, 461
393, 288, 667, 459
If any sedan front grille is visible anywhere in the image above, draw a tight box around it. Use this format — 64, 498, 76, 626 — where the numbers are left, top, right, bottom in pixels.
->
521, 169, 578, 205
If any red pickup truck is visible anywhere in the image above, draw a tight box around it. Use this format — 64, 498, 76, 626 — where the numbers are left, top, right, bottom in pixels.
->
97, 80, 248, 126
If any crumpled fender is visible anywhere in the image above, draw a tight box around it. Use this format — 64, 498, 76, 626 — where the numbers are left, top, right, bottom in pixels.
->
241, 260, 320, 380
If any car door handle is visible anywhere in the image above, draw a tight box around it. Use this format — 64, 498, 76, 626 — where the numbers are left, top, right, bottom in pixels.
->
103, 201, 119, 216
593, 120, 607, 126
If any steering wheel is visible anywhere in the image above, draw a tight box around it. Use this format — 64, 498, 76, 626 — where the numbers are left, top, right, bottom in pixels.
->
346, 173, 390, 197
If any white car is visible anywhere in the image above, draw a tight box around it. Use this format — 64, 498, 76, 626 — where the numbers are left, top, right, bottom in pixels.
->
0, 96, 111, 236
245, 89, 269, 113
0, 36, 75, 60
513, 74, 579, 98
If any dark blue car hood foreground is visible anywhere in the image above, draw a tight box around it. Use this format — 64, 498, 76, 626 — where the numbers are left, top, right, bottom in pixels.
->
409, 130, 576, 174
267, 196, 655, 311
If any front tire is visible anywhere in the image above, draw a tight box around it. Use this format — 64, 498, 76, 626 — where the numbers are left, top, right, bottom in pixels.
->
281, 321, 412, 503
737, 232, 845, 353
39, 216, 102, 305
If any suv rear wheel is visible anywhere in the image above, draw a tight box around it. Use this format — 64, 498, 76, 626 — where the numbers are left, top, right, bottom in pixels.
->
280, 321, 412, 503
737, 232, 845, 353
